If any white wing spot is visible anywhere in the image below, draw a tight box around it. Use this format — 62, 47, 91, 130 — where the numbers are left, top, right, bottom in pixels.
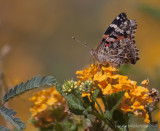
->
126, 31, 130, 34
110, 24, 117, 28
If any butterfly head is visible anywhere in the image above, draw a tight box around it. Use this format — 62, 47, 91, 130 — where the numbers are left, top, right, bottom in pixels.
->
89, 49, 94, 55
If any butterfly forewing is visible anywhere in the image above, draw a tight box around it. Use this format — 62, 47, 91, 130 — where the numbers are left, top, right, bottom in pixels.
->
104, 13, 127, 35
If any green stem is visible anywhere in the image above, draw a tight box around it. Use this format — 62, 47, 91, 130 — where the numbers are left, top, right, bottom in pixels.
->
148, 112, 152, 123
91, 110, 117, 130
125, 113, 129, 131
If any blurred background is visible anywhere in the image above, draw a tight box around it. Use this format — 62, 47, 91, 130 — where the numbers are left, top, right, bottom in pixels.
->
0, 0, 160, 130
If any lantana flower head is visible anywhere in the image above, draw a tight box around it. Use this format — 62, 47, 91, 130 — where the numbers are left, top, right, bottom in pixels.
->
76, 64, 155, 123
29, 86, 67, 128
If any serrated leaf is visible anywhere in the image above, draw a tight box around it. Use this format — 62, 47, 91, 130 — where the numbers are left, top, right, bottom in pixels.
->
3, 75, 56, 102
105, 91, 125, 113
65, 93, 85, 115
55, 83, 63, 94
103, 110, 112, 121
0, 106, 26, 130
33, 76, 41, 87
44, 76, 54, 85
23, 80, 29, 91
18, 82, 24, 93
0, 125, 10, 131
55, 83, 85, 115
29, 77, 35, 88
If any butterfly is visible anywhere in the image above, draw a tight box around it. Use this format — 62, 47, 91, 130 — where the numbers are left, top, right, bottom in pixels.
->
72, 13, 139, 68
90, 13, 139, 67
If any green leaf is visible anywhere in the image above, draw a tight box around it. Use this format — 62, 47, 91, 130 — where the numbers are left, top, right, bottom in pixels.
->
83, 106, 92, 116
117, 125, 128, 131
104, 91, 126, 128
93, 89, 100, 98
103, 110, 112, 121
53, 123, 63, 131
112, 110, 127, 126
3, 75, 56, 102
0, 106, 26, 130
60, 121, 78, 131
55, 83, 63, 94
0, 126, 10, 131
146, 122, 159, 131
55, 83, 85, 115
64, 93, 85, 115
105, 91, 125, 113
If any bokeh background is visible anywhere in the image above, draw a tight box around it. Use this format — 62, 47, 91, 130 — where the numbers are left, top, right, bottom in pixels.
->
0, 0, 160, 130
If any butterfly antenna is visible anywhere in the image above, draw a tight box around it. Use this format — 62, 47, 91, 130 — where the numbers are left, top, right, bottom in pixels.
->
72, 37, 92, 50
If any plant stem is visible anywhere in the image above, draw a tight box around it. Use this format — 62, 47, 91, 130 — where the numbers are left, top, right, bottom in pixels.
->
148, 112, 152, 123
91, 110, 117, 130
125, 113, 129, 131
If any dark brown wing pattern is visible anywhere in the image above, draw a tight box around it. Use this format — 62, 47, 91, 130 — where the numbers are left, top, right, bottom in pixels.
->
91, 13, 139, 67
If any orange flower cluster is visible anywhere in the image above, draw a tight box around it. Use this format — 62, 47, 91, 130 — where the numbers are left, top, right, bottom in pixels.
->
29, 87, 67, 128
76, 64, 153, 123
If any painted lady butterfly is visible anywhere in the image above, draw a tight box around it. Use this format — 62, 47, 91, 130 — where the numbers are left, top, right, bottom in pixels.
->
73, 13, 139, 67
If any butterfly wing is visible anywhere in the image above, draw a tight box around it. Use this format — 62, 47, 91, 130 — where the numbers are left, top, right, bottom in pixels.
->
95, 13, 139, 67
104, 12, 128, 36
96, 13, 127, 50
